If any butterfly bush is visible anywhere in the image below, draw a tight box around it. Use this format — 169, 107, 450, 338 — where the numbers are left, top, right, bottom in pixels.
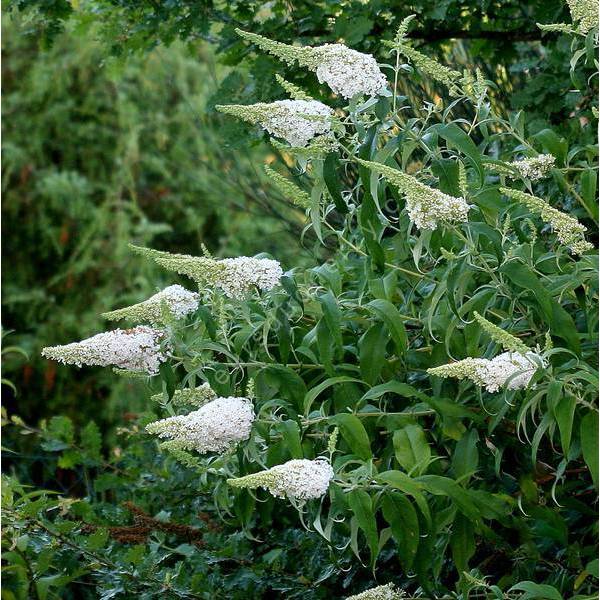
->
41, 327, 168, 375
428, 351, 544, 393
508, 154, 556, 181
227, 459, 334, 501
130, 245, 283, 298
102, 285, 200, 324
38, 17, 598, 596
235, 29, 387, 99
346, 584, 405, 600
146, 396, 255, 454
216, 100, 333, 147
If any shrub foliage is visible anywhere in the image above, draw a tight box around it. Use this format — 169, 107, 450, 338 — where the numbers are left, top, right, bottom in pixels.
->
2, 4, 599, 600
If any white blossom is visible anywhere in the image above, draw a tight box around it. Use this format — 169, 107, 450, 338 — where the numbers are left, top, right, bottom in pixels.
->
476, 351, 543, 393
509, 155, 556, 181
314, 44, 388, 99
218, 256, 284, 298
102, 285, 200, 324
130, 246, 284, 299
228, 458, 334, 501
406, 186, 471, 230
42, 327, 168, 375
428, 351, 544, 393
146, 396, 255, 454
346, 584, 405, 600
357, 158, 471, 230
216, 100, 333, 147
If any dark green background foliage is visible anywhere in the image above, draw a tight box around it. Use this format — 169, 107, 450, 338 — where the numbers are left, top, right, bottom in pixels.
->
2, 1, 599, 599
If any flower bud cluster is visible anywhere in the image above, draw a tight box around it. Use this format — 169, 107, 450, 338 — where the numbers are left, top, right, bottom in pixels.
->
500, 187, 593, 255
227, 458, 334, 501
508, 155, 555, 181
236, 29, 387, 99
217, 100, 333, 147
130, 245, 283, 298
42, 327, 168, 375
358, 158, 471, 229
346, 584, 405, 600
146, 396, 255, 454
151, 383, 217, 408
102, 285, 199, 325
428, 352, 544, 393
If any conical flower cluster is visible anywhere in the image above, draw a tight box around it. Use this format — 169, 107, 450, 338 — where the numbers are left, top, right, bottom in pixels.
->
236, 29, 387, 99
42, 326, 168, 375
227, 458, 334, 501
146, 396, 255, 454
508, 155, 555, 181
357, 158, 470, 229
500, 187, 593, 255
428, 351, 544, 393
567, 0, 599, 32
346, 584, 405, 600
217, 100, 333, 147
151, 383, 217, 408
102, 285, 200, 325
314, 44, 388, 99
130, 245, 283, 299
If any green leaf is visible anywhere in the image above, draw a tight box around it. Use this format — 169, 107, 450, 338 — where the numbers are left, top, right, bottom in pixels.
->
450, 512, 475, 574
318, 292, 343, 354
80, 421, 102, 463
377, 470, 431, 527
509, 581, 564, 600
431, 158, 461, 196
303, 377, 364, 415
323, 153, 348, 214
359, 323, 388, 384
366, 299, 408, 356
553, 392, 576, 456
434, 123, 484, 185
533, 128, 567, 165
500, 261, 580, 353
451, 429, 479, 482
361, 381, 427, 402
334, 414, 372, 460
417, 475, 480, 520
347, 489, 379, 566
276, 420, 303, 459
580, 412, 599, 489
381, 493, 419, 571
393, 424, 431, 474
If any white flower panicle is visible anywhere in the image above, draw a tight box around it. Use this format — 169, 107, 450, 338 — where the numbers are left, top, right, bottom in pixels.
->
130, 245, 283, 299
146, 396, 255, 454
150, 383, 217, 408
102, 285, 200, 324
313, 44, 388, 99
227, 458, 334, 501
500, 187, 593, 255
478, 352, 542, 393
42, 327, 168, 375
508, 155, 556, 181
219, 256, 284, 299
346, 584, 405, 600
357, 158, 471, 230
567, 0, 599, 33
428, 352, 544, 393
235, 29, 387, 99
216, 100, 333, 147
